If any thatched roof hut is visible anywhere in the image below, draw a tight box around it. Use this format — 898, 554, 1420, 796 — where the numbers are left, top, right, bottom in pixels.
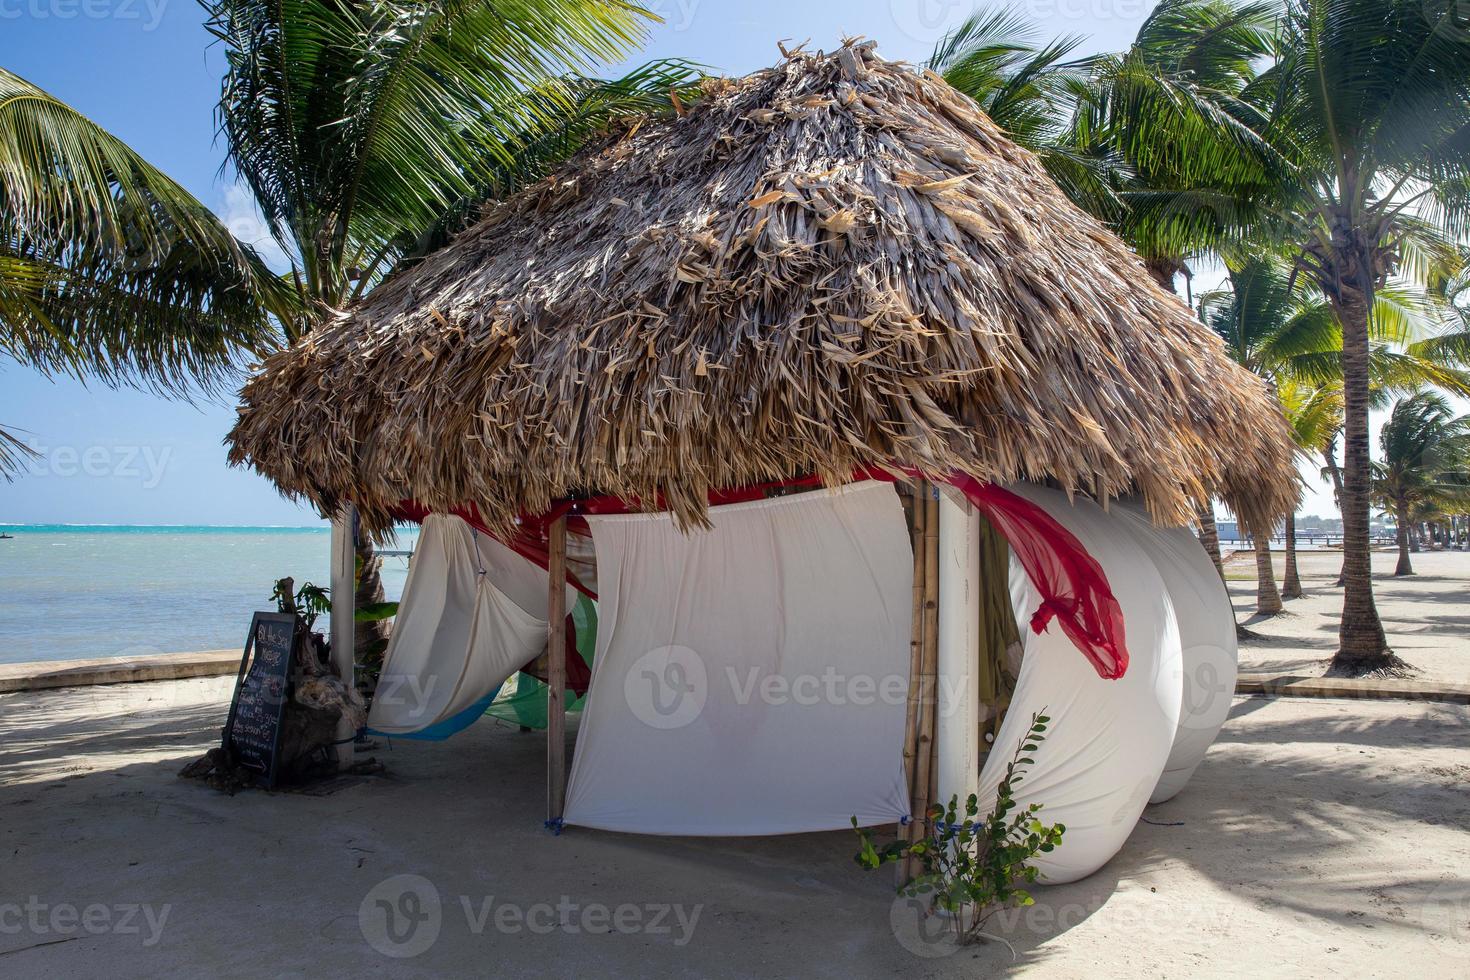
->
228, 41, 1297, 536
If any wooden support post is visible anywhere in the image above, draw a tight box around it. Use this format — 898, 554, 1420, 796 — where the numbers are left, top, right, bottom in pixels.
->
329, 509, 356, 769
936, 491, 981, 807
920, 490, 940, 815
900, 485, 942, 884
898, 486, 926, 885
546, 515, 568, 824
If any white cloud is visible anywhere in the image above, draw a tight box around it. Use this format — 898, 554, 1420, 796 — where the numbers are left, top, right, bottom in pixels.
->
219, 182, 295, 273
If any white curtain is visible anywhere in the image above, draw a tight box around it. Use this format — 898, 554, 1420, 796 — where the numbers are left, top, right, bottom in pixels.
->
367, 515, 566, 735
1113, 504, 1239, 803
977, 485, 1183, 883
563, 481, 913, 836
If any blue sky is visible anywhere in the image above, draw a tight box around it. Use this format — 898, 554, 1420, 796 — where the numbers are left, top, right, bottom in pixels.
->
0, 0, 1341, 524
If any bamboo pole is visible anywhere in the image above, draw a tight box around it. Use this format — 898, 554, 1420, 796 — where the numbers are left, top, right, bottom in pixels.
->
902, 484, 941, 884
921, 490, 940, 813
546, 515, 568, 823
898, 485, 926, 885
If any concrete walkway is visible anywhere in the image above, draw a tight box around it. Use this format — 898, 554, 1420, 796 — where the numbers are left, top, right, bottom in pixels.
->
1237, 672, 1470, 704
0, 651, 240, 694
6, 653, 1467, 707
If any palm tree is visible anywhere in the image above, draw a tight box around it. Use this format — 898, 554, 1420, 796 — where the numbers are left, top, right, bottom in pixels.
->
202, 0, 683, 657
1200, 256, 1470, 608
0, 68, 287, 477
1082, 0, 1287, 569
1247, 0, 1470, 676
205, 0, 668, 330
924, 7, 1112, 213
1276, 378, 1344, 597
936, 2, 1292, 576
1080, 0, 1282, 293
1372, 393, 1470, 576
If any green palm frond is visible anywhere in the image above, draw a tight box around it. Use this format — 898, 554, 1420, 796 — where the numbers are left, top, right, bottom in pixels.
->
928, 6, 1093, 145
366, 58, 704, 289
1071, 0, 1288, 269
0, 67, 283, 393
1276, 377, 1343, 454
0, 422, 40, 482
1372, 391, 1470, 516
204, 0, 655, 316
1202, 255, 1470, 401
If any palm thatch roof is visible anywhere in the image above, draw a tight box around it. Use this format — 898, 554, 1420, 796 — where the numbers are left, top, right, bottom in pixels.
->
228, 40, 1297, 536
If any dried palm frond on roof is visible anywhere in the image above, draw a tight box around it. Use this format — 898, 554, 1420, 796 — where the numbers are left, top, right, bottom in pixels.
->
228, 39, 1297, 537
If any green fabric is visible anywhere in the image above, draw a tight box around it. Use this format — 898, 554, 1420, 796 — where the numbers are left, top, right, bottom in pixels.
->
484, 594, 597, 730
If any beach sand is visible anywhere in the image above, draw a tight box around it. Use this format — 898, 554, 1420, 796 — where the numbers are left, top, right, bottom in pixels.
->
1227, 547, 1469, 683
2, 676, 1467, 976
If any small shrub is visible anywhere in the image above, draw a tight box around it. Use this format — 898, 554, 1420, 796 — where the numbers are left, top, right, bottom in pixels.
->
853, 711, 1064, 947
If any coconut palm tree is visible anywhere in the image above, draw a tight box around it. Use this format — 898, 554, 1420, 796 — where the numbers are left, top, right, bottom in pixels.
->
924, 6, 1114, 213
1372, 392, 1470, 576
202, 0, 684, 657
1276, 377, 1343, 597
1245, 0, 1470, 676
205, 0, 669, 331
1200, 256, 1470, 609
936, 2, 1291, 575
0, 67, 288, 478
1080, 0, 1283, 293
1081, 0, 1288, 569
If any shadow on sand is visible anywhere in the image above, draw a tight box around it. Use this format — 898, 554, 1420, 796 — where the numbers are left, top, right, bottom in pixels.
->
2, 683, 1467, 974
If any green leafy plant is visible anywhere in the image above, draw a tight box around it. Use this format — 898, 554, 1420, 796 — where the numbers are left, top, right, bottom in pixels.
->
853, 711, 1064, 948
270, 577, 331, 630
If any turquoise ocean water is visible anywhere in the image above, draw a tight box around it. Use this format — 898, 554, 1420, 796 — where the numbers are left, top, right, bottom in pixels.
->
0, 525, 417, 665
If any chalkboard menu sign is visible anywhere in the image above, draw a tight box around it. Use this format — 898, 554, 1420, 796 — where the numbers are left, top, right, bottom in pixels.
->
222, 612, 299, 788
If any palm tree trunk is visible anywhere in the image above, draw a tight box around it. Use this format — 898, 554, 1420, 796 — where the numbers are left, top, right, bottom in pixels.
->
1393, 501, 1413, 576
354, 536, 390, 664
1253, 532, 1282, 616
1144, 258, 1182, 292
1282, 513, 1303, 598
1409, 523, 1422, 553
1327, 290, 1395, 674
1196, 505, 1225, 581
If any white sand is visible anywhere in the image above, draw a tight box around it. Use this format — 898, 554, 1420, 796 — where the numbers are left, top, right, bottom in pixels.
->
2, 676, 1468, 976
1227, 547, 1470, 683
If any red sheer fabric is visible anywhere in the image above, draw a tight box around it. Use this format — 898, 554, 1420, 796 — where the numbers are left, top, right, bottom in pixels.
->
941, 475, 1128, 679
389, 471, 1129, 681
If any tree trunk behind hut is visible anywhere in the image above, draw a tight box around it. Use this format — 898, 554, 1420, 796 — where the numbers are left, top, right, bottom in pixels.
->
1253, 533, 1282, 616
1196, 505, 1225, 581
1282, 513, 1303, 599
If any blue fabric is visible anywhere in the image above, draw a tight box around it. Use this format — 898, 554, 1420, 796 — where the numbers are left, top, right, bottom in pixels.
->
366, 684, 501, 742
